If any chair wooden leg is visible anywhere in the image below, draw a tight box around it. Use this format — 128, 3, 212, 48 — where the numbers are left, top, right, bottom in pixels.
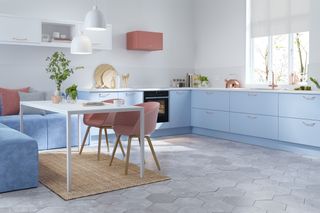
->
79, 126, 91, 155
104, 128, 110, 152
118, 139, 126, 157
125, 136, 132, 175
97, 128, 103, 160
109, 135, 120, 166
146, 136, 161, 170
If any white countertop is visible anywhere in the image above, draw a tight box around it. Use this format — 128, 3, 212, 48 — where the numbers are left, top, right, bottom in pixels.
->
78, 87, 320, 95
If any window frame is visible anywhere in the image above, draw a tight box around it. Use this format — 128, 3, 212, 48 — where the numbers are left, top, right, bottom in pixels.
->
248, 32, 308, 86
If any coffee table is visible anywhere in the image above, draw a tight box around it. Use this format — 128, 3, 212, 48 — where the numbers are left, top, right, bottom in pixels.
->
20, 101, 145, 192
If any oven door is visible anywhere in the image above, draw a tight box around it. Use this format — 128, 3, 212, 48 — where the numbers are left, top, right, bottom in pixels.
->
144, 98, 169, 123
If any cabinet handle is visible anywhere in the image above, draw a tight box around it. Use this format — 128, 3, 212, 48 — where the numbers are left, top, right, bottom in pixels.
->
205, 111, 214, 115
248, 93, 258, 97
12, 37, 28, 41
99, 93, 110, 97
303, 96, 316, 101
126, 93, 134, 96
302, 121, 316, 127
247, 115, 257, 119
175, 91, 185, 95
206, 91, 215, 95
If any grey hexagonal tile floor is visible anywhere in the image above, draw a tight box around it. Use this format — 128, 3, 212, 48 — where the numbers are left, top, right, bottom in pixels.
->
1, 134, 320, 213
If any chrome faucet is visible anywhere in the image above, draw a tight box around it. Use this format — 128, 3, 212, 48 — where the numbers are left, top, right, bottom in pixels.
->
269, 72, 278, 90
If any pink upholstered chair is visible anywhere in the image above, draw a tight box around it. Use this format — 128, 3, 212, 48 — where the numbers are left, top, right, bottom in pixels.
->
79, 99, 125, 160
109, 102, 161, 175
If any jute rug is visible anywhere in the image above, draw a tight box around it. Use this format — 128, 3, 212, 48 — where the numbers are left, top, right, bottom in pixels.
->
39, 151, 170, 200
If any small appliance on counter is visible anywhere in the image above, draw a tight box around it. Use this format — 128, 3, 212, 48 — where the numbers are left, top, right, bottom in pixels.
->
171, 79, 186, 88
225, 79, 241, 88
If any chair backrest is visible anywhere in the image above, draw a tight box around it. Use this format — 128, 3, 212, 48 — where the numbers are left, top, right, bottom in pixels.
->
83, 99, 124, 126
113, 102, 160, 136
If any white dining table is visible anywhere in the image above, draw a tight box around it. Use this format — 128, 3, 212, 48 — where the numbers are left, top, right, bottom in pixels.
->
19, 100, 145, 192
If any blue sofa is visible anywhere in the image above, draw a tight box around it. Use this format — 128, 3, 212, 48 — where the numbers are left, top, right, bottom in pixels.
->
0, 123, 38, 192
0, 114, 81, 150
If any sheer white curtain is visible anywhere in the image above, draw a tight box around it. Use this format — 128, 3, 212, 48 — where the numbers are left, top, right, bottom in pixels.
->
251, 0, 310, 37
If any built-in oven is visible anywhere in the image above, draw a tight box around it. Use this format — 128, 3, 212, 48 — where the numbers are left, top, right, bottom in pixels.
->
144, 91, 169, 123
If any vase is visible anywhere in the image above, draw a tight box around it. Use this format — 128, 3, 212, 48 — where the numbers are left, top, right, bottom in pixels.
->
52, 90, 62, 104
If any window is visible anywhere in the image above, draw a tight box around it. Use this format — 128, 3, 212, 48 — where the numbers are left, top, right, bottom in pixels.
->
251, 32, 309, 85
247, 0, 310, 85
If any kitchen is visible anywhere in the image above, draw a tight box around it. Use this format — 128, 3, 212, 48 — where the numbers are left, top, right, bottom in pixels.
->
0, 0, 320, 212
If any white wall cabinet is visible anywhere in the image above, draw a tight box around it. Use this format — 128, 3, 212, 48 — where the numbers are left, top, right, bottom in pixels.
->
0, 16, 41, 43
0, 14, 112, 50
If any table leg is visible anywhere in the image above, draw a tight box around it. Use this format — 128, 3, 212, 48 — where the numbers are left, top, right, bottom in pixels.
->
78, 114, 81, 152
66, 113, 72, 192
19, 104, 24, 133
139, 108, 145, 178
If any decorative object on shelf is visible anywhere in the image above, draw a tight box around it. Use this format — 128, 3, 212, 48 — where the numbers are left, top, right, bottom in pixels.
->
71, 32, 92, 54
84, 1, 106, 31
65, 84, 78, 104
199, 75, 209, 87
122, 73, 130, 88
46, 51, 84, 104
225, 79, 241, 88
94, 64, 117, 88
310, 77, 320, 89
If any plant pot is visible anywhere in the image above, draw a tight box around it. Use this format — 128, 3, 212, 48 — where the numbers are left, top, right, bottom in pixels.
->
66, 96, 77, 104
52, 95, 62, 104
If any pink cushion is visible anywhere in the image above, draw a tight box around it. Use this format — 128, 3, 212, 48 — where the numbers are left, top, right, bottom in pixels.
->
0, 87, 30, 116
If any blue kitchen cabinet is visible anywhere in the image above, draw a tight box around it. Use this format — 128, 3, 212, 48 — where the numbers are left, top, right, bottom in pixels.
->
279, 94, 320, 120
279, 117, 320, 147
191, 90, 229, 111
168, 90, 191, 128
230, 92, 278, 116
191, 109, 229, 132
230, 112, 278, 140
119, 92, 143, 105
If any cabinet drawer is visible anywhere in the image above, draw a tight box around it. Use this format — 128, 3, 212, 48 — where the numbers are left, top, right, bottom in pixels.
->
78, 92, 119, 101
191, 90, 229, 111
119, 92, 143, 105
230, 92, 278, 116
279, 94, 320, 120
0, 16, 41, 43
230, 112, 278, 140
279, 117, 320, 147
191, 109, 229, 132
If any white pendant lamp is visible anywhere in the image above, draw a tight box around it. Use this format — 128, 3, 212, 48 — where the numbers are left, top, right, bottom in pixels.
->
84, 5, 106, 31
71, 32, 92, 55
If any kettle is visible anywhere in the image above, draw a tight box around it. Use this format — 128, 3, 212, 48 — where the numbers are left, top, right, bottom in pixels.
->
225, 79, 241, 88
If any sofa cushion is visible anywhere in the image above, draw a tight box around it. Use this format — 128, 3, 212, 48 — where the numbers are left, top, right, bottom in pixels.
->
0, 127, 38, 192
0, 87, 30, 116
0, 114, 48, 150
46, 114, 80, 149
19, 91, 46, 115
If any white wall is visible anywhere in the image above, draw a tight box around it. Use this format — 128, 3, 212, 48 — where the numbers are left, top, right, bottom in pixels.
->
194, 0, 246, 87
0, 0, 195, 92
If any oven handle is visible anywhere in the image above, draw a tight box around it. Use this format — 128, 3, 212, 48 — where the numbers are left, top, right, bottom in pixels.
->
144, 96, 169, 100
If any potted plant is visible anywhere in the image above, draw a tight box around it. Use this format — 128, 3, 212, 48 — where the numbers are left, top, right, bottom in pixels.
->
65, 84, 78, 103
199, 75, 209, 87
46, 51, 83, 103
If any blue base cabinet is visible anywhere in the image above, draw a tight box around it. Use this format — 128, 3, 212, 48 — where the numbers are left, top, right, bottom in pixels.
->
230, 112, 278, 140
191, 109, 229, 132
279, 117, 320, 147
